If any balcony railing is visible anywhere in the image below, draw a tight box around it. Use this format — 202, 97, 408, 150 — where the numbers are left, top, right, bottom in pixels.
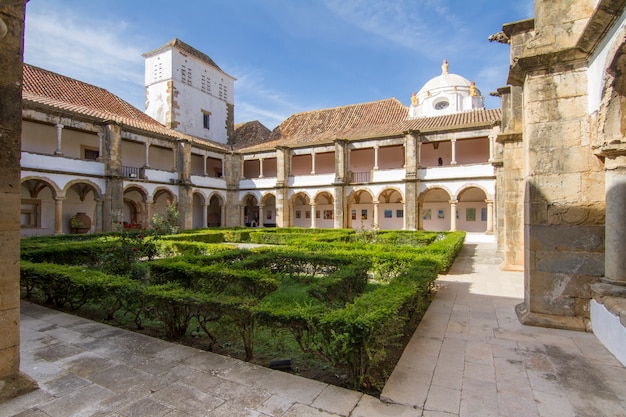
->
351, 171, 371, 183
122, 166, 141, 179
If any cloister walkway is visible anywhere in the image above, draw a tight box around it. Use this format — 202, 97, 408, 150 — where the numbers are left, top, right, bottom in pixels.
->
2, 236, 626, 416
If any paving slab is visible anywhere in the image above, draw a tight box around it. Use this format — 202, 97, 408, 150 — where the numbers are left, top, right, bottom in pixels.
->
4, 240, 626, 417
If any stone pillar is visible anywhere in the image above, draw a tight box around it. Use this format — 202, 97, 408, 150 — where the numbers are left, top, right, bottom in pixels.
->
333, 139, 348, 229
310, 202, 317, 228
403, 131, 418, 230
97, 132, 103, 161
417, 201, 424, 230
54, 197, 64, 234
603, 156, 626, 285
176, 140, 193, 231
95, 199, 103, 232
259, 204, 265, 227
485, 199, 494, 234
311, 151, 316, 175
202, 203, 208, 228
373, 146, 379, 170
259, 158, 264, 178
102, 122, 124, 232
54, 123, 64, 155
450, 138, 457, 165
145, 200, 153, 227
488, 132, 496, 163
203, 151, 207, 176
373, 201, 379, 228
220, 204, 226, 227
144, 142, 151, 167
0, 1, 36, 394
449, 200, 457, 231
275, 146, 290, 227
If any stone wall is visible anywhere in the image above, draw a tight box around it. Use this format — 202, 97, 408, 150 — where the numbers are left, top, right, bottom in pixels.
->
0, 0, 38, 400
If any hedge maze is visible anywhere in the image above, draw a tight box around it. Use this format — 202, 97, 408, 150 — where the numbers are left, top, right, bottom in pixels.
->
20, 228, 465, 392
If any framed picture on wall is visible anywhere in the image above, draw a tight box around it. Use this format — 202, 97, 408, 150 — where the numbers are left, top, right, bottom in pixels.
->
295, 210, 301, 219
305, 211, 310, 219
324, 210, 333, 220
423, 208, 431, 220
384, 210, 392, 218
316, 210, 320, 219
351, 210, 356, 220
466, 208, 476, 221
266, 211, 272, 220
437, 209, 445, 219
396, 210, 403, 218
361, 209, 368, 220
481, 207, 487, 221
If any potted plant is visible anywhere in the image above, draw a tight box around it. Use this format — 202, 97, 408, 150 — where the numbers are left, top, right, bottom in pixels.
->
70, 213, 91, 234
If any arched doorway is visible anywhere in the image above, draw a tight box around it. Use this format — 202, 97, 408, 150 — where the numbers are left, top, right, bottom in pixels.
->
207, 194, 224, 227
291, 192, 311, 227
314, 191, 334, 229
457, 187, 488, 232
419, 187, 452, 231
347, 189, 375, 230
378, 188, 404, 230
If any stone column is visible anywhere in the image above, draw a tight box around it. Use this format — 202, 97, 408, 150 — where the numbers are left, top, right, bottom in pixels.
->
451, 138, 457, 165
102, 122, 124, 232
143, 200, 154, 229
144, 142, 151, 167
403, 131, 418, 230
449, 200, 457, 231
97, 132, 103, 161
55, 123, 64, 155
259, 158, 264, 178
488, 132, 496, 163
202, 202, 208, 228
373, 145, 379, 170
311, 151, 316, 175
333, 139, 348, 228
373, 201, 379, 228
203, 151, 207, 176
403, 201, 407, 230
603, 156, 626, 285
95, 199, 103, 232
0, 1, 34, 392
486, 199, 494, 234
220, 204, 226, 227
54, 197, 65, 234
259, 204, 265, 227
176, 140, 193, 231
417, 201, 424, 230
310, 202, 317, 228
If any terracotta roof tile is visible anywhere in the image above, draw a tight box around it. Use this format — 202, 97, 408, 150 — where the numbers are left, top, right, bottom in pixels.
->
231, 121, 271, 150
22, 63, 228, 151
240, 101, 500, 152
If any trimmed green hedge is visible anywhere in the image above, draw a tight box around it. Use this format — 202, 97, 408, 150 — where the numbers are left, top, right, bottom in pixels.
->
20, 228, 465, 391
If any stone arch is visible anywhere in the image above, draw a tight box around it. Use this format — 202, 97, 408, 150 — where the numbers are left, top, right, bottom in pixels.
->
291, 192, 312, 227
377, 187, 405, 230
63, 180, 103, 234
347, 188, 375, 229
151, 187, 176, 222
123, 185, 149, 227
457, 186, 489, 233
419, 186, 453, 232
20, 177, 61, 235
313, 191, 335, 228
259, 192, 277, 227
191, 191, 207, 229
455, 184, 491, 201
314, 191, 334, 205
242, 193, 260, 226
207, 192, 225, 228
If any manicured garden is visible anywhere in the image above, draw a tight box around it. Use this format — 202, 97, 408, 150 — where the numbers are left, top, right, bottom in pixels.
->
20, 225, 465, 394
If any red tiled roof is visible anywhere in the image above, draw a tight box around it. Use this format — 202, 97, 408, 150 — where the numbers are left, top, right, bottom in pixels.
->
241, 99, 501, 152
22, 63, 228, 150
231, 121, 271, 150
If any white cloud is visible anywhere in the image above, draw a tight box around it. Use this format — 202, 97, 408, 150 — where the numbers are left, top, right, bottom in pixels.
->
24, 4, 144, 93
234, 67, 311, 129
321, 0, 464, 58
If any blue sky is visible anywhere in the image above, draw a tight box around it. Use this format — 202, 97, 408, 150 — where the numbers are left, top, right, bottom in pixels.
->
23, 0, 533, 130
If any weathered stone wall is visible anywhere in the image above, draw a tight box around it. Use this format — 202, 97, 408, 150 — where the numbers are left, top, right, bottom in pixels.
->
0, 1, 25, 382
506, 0, 612, 330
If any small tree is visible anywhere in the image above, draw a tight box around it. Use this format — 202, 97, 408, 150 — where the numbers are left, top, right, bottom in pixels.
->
151, 199, 180, 235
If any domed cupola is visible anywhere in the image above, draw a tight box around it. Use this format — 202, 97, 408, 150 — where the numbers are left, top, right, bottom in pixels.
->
408, 60, 485, 118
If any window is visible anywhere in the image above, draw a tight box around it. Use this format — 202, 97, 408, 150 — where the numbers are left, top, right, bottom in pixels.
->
434, 99, 449, 110
202, 111, 211, 129
181, 65, 187, 84
83, 147, 99, 160
21, 199, 41, 228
